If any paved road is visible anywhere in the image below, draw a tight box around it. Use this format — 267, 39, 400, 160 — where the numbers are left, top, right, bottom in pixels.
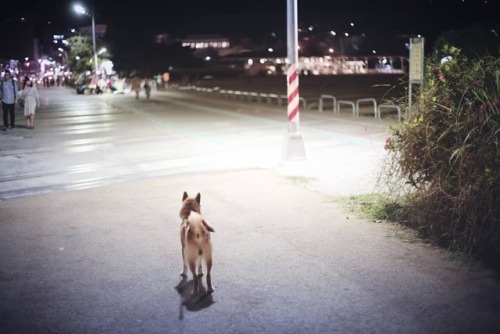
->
1, 87, 500, 333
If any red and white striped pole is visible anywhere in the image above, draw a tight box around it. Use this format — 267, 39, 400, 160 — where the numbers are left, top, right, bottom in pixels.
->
283, 0, 306, 160
287, 63, 300, 126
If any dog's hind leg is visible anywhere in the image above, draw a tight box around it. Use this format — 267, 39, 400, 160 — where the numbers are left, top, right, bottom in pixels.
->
187, 247, 200, 294
180, 247, 187, 277
180, 229, 187, 276
189, 261, 200, 295
204, 247, 214, 294
197, 251, 204, 277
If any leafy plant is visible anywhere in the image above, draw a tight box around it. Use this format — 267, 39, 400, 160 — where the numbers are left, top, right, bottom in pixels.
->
382, 45, 500, 266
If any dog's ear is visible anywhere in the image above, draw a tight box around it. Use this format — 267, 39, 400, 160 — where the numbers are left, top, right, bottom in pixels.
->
195, 193, 201, 204
182, 191, 188, 201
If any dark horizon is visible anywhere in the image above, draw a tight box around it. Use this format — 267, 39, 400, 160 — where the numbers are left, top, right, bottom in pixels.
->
1, 0, 498, 60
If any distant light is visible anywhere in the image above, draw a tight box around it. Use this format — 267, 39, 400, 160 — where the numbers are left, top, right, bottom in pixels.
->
372, 50, 377, 54
75, 56, 81, 60
330, 31, 336, 36
25, 57, 29, 61
350, 22, 355, 27
328, 48, 334, 53
259, 58, 266, 64
268, 48, 273, 53
247, 59, 253, 65
308, 26, 314, 31
205, 56, 211, 61
344, 33, 349, 37
71, 28, 76, 33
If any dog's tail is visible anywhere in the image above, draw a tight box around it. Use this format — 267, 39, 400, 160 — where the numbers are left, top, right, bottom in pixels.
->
187, 211, 215, 234
202, 219, 215, 232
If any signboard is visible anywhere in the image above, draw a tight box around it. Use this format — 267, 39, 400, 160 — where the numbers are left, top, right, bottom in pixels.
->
79, 24, 107, 37
409, 37, 424, 84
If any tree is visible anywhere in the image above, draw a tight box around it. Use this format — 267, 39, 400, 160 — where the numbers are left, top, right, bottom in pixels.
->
66, 36, 94, 73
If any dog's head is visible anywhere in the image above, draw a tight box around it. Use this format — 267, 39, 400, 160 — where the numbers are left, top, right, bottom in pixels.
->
179, 191, 201, 219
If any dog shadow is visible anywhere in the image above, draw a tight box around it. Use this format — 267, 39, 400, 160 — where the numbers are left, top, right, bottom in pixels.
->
175, 277, 214, 320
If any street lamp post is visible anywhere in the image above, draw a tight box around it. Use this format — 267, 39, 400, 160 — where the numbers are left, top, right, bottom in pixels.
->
74, 3, 98, 83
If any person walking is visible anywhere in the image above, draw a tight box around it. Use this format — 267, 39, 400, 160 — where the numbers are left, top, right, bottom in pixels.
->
1, 70, 19, 130
131, 75, 141, 100
21, 77, 39, 129
143, 78, 152, 99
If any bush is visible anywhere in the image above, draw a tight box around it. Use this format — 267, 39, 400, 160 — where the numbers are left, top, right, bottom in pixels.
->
383, 45, 500, 265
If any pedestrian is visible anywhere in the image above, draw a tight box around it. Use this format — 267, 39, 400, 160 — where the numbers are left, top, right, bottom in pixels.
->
131, 75, 141, 100
1, 70, 19, 130
156, 74, 163, 91
162, 72, 170, 90
143, 78, 152, 99
21, 77, 39, 129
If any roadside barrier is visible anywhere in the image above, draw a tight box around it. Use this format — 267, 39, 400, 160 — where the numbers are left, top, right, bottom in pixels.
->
377, 104, 401, 122
319, 95, 337, 113
337, 100, 356, 116
176, 84, 401, 121
355, 98, 377, 118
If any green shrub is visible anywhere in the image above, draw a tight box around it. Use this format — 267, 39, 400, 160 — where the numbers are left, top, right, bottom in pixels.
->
384, 45, 500, 264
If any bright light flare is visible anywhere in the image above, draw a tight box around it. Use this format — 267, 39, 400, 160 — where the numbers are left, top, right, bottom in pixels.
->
74, 4, 87, 15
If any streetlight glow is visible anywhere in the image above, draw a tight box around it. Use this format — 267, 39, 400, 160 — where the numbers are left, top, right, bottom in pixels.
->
73, 2, 98, 83
73, 4, 87, 15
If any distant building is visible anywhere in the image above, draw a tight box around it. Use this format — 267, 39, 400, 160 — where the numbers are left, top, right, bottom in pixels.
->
181, 34, 230, 51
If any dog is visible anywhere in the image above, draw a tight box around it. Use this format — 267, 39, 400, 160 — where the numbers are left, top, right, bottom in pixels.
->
179, 191, 215, 294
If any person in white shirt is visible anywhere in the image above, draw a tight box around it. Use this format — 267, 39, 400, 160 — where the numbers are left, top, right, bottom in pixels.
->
21, 77, 40, 129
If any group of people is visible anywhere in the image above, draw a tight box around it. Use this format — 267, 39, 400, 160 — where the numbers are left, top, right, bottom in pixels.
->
130, 76, 152, 100
1, 70, 40, 130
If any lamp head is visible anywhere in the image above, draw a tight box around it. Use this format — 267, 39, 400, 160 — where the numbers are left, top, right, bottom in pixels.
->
74, 4, 88, 15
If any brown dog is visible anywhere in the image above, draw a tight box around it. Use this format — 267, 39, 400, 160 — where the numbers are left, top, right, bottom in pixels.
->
179, 191, 215, 294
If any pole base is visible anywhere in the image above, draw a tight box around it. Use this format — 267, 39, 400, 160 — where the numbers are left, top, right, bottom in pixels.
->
282, 132, 306, 161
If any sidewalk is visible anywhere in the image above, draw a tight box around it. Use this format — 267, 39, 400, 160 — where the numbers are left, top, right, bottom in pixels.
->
159, 87, 396, 197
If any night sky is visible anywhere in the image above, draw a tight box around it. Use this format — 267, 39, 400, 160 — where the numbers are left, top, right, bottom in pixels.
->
3, 0, 497, 34
0, 0, 498, 58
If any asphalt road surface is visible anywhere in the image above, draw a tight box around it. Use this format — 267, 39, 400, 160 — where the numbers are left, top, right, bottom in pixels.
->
1, 85, 500, 334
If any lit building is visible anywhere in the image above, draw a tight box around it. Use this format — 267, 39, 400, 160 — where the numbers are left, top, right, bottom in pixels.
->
181, 34, 230, 51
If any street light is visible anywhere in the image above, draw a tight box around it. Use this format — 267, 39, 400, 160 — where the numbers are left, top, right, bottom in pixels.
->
73, 3, 98, 83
